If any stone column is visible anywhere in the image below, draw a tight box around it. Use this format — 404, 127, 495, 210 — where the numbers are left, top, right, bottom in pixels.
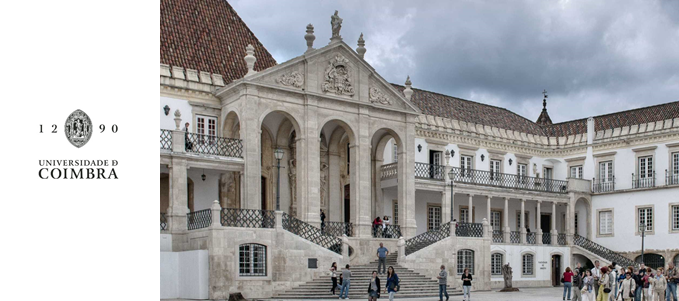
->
536, 200, 543, 245
520, 199, 526, 244
301, 98, 321, 227
355, 107, 374, 237
551, 201, 558, 246
503, 197, 510, 243
239, 171, 245, 209
372, 157, 383, 220
342, 235, 350, 267
400, 116, 418, 238
241, 94, 261, 209
397, 237, 406, 264
442, 151, 452, 222
566, 202, 573, 245
486, 195, 491, 227
167, 157, 188, 232
329, 149, 341, 221
275, 210, 283, 231
467, 194, 474, 223
210, 200, 221, 228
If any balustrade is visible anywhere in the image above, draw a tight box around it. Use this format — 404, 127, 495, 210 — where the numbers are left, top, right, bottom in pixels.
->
323, 221, 354, 237
592, 177, 615, 193
187, 209, 212, 230
449, 167, 568, 194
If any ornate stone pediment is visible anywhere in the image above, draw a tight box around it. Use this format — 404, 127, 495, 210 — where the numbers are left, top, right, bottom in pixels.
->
369, 86, 392, 105
321, 54, 355, 96
276, 71, 304, 88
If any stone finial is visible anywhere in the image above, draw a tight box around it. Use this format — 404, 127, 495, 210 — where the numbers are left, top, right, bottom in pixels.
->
305, 24, 315, 53
445, 149, 451, 160
356, 33, 366, 59
244, 44, 257, 77
403, 75, 413, 100
173, 109, 182, 130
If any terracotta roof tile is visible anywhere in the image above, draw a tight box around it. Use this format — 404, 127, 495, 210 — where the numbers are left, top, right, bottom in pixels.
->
160, 0, 276, 84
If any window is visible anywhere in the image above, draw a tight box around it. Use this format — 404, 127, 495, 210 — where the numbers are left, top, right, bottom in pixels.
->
457, 249, 474, 275
570, 166, 583, 179
491, 253, 503, 275
599, 210, 612, 235
239, 243, 267, 276
599, 161, 613, 182
543, 167, 553, 180
516, 212, 529, 229
428, 205, 442, 231
638, 156, 653, 179
638, 207, 653, 232
518, 164, 527, 183
575, 213, 579, 234
491, 211, 502, 231
196, 115, 217, 144
460, 155, 473, 177
392, 143, 398, 163
674, 254, 679, 268
671, 152, 679, 185
460, 206, 474, 223
490, 160, 501, 180
522, 254, 534, 275
392, 200, 399, 225
672, 205, 679, 231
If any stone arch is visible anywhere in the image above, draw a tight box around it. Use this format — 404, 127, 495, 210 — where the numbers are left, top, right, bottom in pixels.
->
259, 109, 302, 136
574, 196, 592, 239
371, 127, 406, 235
319, 119, 358, 225
318, 116, 357, 145
222, 110, 241, 139
635, 253, 665, 269
260, 125, 275, 211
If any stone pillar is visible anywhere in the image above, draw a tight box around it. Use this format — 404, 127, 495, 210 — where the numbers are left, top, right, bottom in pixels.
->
551, 201, 558, 246
442, 151, 452, 222
355, 108, 374, 237
450, 220, 456, 237
241, 94, 261, 210
342, 235, 350, 267
239, 171, 245, 209
167, 157, 188, 232
503, 197, 510, 243
397, 236, 406, 264
536, 200, 543, 245
329, 149, 341, 221
566, 202, 573, 245
372, 157, 383, 220
520, 199, 526, 244
210, 200, 221, 228
400, 115, 418, 238
467, 194, 473, 223
482, 218, 490, 238
486, 195, 491, 227
275, 210, 283, 231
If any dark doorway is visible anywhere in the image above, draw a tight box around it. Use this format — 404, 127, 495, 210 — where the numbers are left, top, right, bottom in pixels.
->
344, 184, 351, 223
635, 254, 665, 269
261, 176, 267, 210
552, 254, 562, 286
541, 214, 551, 232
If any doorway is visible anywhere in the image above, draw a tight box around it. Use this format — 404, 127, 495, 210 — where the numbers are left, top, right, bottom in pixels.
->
552, 254, 562, 286
344, 184, 350, 223
541, 214, 551, 232
261, 176, 267, 210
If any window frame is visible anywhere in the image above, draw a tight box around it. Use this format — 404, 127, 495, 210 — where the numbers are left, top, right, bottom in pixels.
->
515, 211, 530, 230
490, 159, 501, 180
490, 210, 502, 231
427, 203, 442, 231
635, 205, 655, 235
195, 114, 218, 144
597, 208, 614, 237
521, 252, 535, 277
392, 199, 399, 225
570, 165, 583, 179
460, 206, 475, 223
491, 252, 504, 276
457, 249, 474, 275
238, 243, 268, 277
670, 203, 679, 233
543, 167, 553, 180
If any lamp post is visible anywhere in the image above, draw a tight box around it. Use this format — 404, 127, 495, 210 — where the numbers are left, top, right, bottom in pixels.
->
639, 222, 645, 266
274, 148, 284, 211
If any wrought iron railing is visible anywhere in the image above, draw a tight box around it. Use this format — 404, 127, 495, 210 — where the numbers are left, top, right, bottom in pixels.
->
632, 172, 655, 189
373, 225, 402, 238
542, 232, 551, 244
492, 230, 503, 243
592, 177, 615, 193
414, 162, 445, 180
573, 234, 638, 268
185, 132, 243, 158
405, 222, 450, 256
557, 233, 567, 245
449, 167, 568, 194
187, 209, 211, 230
323, 221, 354, 237
527, 232, 536, 244
160, 129, 172, 150
666, 169, 679, 186
510, 231, 520, 244
220, 208, 275, 228
380, 162, 398, 180
282, 212, 342, 254
160, 212, 167, 231
455, 222, 483, 237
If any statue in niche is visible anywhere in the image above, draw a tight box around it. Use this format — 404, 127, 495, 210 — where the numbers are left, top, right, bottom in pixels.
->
330, 10, 342, 38
320, 162, 329, 209
500, 263, 519, 292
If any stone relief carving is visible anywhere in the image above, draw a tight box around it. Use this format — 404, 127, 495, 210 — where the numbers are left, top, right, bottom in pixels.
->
322, 54, 355, 96
369, 87, 392, 105
276, 71, 304, 88
320, 162, 329, 209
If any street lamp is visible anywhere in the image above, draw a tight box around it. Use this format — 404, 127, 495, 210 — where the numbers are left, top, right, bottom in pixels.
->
274, 148, 285, 211
639, 222, 645, 266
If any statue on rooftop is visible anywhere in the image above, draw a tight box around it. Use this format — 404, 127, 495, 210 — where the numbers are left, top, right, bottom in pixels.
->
330, 10, 343, 41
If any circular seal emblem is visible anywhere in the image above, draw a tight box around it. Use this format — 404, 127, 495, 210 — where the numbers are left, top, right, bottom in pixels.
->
64, 109, 92, 148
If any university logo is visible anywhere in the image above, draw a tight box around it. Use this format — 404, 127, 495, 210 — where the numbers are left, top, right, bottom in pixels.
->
64, 109, 92, 148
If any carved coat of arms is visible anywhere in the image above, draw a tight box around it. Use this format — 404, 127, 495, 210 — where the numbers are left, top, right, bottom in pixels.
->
65, 109, 92, 148
322, 55, 355, 96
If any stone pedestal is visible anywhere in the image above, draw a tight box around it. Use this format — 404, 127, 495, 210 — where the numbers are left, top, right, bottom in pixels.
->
537, 229, 543, 245
551, 230, 558, 246
210, 200, 221, 228
520, 228, 527, 244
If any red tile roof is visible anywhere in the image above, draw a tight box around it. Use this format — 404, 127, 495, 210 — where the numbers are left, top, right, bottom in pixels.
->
592, 101, 679, 132
160, 0, 277, 84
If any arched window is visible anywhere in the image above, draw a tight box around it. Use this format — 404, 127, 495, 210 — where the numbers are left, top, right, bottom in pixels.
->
457, 249, 474, 275
635, 254, 665, 270
491, 253, 503, 275
239, 243, 267, 276
522, 253, 534, 275
674, 254, 679, 267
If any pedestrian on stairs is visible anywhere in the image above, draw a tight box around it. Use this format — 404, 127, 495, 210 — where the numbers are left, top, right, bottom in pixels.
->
330, 262, 338, 295
377, 243, 389, 275
461, 268, 473, 301
385, 266, 399, 301
437, 265, 449, 301
339, 264, 351, 299
367, 271, 381, 301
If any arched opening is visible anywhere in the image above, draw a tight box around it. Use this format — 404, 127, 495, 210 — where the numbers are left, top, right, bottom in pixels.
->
320, 119, 356, 229
260, 111, 301, 214
572, 254, 594, 271
218, 110, 242, 209
551, 253, 562, 286
635, 253, 665, 269
160, 173, 169, 213
574, 197, 591, 239
372, 128, 404, 237
187, 177, 194, 212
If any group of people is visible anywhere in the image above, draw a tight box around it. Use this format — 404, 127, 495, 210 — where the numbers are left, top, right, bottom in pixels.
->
561, 260, 678, 301
372, 216, 392, 237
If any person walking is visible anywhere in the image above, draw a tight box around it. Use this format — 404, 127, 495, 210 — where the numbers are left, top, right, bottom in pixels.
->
583, 269, 595, 301
330, 262, 338, 295
377, 243, 389, 275
564, 267, 574, 300
339, 264, 351, 299
596, 266, 610, 301
593, 261, 603, 299
573, 268, 584, 301
437, 265, 449, 301
620, 272, 637, 301
385, 266, 400, 301
367, 271, 381, 301
461, 268, 473, 301
652, 267, 667, 301
667, 262, 678, 301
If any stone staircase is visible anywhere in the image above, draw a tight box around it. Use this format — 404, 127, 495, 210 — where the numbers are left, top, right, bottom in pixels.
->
270, 253, 462, 299
573, 234, 638, 268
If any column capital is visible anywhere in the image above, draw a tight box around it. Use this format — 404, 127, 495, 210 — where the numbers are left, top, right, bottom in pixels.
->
537, 200, 542, 204
468, 194, 474, 198
504, 196, 510, 201
486, 195, 491, 200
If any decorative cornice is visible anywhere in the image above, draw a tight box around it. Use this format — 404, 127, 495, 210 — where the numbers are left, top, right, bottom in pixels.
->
458, 144, 480, 151
593, 151, 616, 158
632, 146, 657, 152
667, 142, 679, 148
565, 156, 587, 162
487, 149, 507, 156
425, 138, 448, 146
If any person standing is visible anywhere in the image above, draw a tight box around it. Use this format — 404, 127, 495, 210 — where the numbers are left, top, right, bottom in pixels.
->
461, 268, 473, 301
382, 216, 390, 238
583, 269, 595, 301
666, 262, 678, 301
609, 263, 618, 300
330, 262, 338, 295
373, 217, 382, 237
653, 267, 667, 301
642, 267, 652, 301
573, 268, 584, 301
437, 265, 449, 301
339, 264, 351, 299
377, 243, 388, 275
633, 265, 646, 301
367, 271, 381, 301
596, 266, 610, 301
320, 209, 326, 232
620, 271, 637, 301
593, 261, 602, 299
385, 266, 400, 301
564, 267, 574, 300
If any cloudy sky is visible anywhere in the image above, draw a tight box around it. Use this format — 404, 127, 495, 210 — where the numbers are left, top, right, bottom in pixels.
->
231, 0, 679, 123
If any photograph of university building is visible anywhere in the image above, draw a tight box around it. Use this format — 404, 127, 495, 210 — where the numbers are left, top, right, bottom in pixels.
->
158, 1, 679, 299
